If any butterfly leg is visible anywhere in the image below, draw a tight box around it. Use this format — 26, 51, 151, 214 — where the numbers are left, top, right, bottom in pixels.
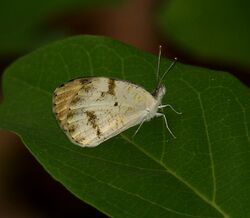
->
158, 104, 182, 114
133, 119, 146, 137
156, 113, 176, 138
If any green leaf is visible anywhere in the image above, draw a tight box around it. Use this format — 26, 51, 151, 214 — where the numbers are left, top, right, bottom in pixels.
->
0, 35, 250, 217
158, 0, 250, 69
0, 0, 120, 54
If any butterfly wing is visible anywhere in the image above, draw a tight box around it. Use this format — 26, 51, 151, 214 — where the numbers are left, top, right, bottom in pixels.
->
53, 77, 157, 147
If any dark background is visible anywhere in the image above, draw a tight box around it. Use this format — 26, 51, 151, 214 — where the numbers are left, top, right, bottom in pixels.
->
0, 0, 249, 217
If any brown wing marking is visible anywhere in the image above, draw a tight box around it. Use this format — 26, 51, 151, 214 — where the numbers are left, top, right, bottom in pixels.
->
53, 78, 93, 128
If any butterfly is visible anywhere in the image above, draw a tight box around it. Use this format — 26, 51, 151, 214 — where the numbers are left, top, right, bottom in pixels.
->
52, 46, 181, 147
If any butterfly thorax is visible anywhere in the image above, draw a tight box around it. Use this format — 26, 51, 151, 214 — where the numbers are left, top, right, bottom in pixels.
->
144, 85, 166, 121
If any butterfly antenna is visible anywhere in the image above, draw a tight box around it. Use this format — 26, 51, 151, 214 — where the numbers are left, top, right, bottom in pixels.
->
156, 45, 162, 85
157, 57, 178, 87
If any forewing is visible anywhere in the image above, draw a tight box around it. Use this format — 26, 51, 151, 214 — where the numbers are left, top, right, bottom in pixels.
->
53, 77, 156, 147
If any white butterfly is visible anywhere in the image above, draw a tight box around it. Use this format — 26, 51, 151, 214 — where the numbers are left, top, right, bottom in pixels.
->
52, 46, 181, 147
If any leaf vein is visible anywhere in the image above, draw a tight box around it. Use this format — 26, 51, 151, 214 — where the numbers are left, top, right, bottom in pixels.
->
120, 134, 229, 218
180, 79, 217, 202
8, 76, 51, 96
57, 157, 213, 218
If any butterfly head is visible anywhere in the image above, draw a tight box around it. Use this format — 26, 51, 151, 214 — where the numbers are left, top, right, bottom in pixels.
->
152, 84, 166, 101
